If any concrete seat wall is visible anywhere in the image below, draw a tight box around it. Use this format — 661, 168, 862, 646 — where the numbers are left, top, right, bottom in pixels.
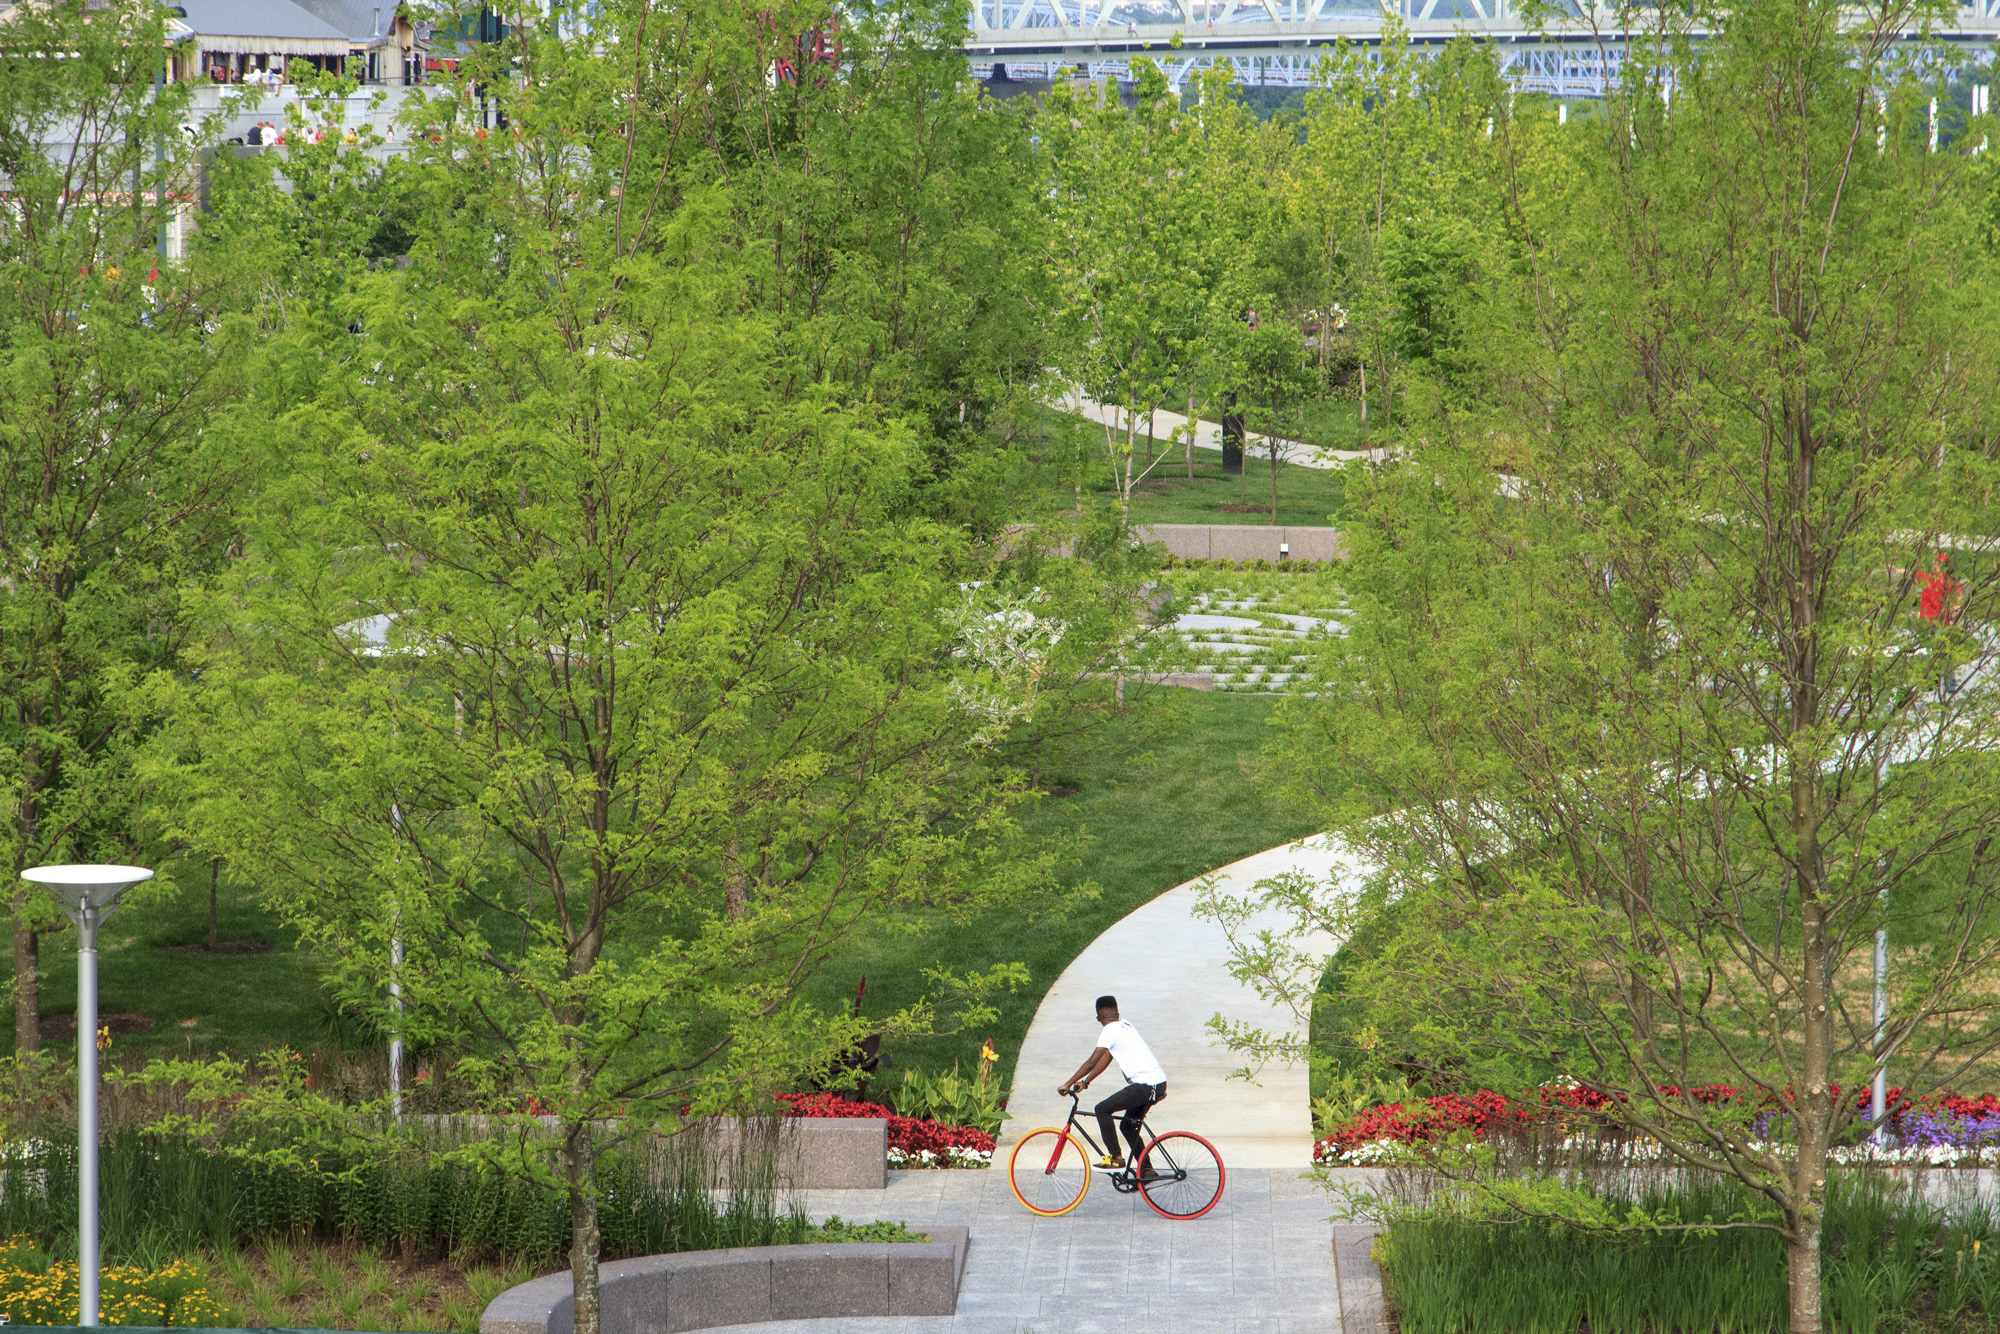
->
478, 1228, 970, 1334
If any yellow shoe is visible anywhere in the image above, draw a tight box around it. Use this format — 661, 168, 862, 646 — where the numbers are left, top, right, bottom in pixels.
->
1093, 1155, 1126, 1172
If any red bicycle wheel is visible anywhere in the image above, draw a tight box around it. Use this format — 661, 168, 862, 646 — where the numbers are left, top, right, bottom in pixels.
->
1136, 1130, 1225, 1219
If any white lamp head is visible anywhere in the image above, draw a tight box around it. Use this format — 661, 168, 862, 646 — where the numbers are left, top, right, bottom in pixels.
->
21, 865, 155, 924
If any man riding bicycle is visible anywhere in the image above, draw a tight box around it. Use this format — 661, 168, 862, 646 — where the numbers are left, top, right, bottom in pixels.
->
1057, 995, 1168, 1174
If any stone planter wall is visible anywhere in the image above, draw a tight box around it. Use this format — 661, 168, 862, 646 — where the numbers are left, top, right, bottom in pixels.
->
416, 1115, 889, 1191
1134, 523, 1348, 563
478, 1228, 970, 1334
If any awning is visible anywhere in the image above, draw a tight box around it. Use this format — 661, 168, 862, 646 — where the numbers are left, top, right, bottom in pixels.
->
188, 34, 352, 56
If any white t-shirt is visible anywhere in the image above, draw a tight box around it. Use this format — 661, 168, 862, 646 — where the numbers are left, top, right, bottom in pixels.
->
1097, 1020, 1166, 1086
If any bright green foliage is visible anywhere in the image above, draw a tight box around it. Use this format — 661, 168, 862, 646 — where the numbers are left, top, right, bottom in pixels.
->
892, 1062, 1008, 1135
1210, 0, 2000, 1328
811, 1215, 931, 1243
1038, 63, 1260, 507
0, 0, 260, 1052
1241, 322, 1319, 520
1288, 24, 1506, 431
136, 9, 1066, 1332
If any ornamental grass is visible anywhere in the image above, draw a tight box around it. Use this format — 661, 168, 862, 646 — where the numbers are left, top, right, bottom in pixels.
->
1377, 1174, 2000, 1334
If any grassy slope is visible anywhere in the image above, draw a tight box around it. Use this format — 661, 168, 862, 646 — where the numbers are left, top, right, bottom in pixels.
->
4, 693, 1320, 1092
3, 876, 328, 1061
1123, 452, 1348, 529
796, 691, 1321, 1097
1019, 404, 1351, 529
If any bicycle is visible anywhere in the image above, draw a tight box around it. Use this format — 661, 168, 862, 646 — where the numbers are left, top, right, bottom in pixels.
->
1006, 1090, 1226, 1220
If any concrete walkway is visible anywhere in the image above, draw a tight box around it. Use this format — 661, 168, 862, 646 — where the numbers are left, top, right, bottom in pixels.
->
996, 836, 1365, 1171
710, 837, 1392, 1333
718, 1167, 1388, 1334
1067, 392, 1382, 471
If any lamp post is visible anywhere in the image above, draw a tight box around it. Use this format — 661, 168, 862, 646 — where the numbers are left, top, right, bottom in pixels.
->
20, 864, 154, 1328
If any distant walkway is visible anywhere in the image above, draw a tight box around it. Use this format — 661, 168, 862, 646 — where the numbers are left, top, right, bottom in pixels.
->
996, 836, 1368, 1171
723, 1167, 1387, 1334
1068, 392, 1382, 471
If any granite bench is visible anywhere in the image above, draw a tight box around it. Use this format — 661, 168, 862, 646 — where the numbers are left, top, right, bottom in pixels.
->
478, 1228, 970, 1334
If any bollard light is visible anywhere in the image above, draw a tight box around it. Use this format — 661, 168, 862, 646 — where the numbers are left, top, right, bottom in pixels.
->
21, 864, 154, 1328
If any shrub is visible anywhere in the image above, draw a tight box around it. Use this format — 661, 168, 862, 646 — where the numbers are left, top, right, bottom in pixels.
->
889, 1065, 1007, 1137
0, 1240, 231, 1328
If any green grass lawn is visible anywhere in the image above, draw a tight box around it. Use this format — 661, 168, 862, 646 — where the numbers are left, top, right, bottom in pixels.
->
796, 689, 1322, 1100
4, 692, 1318, 1101
3, 873, 329, 1062
1124, 452, 1348, 529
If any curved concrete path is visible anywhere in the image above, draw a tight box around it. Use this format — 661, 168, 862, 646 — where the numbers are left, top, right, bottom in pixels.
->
1067, 392, 1383, 470
995, 835, 1366, 1171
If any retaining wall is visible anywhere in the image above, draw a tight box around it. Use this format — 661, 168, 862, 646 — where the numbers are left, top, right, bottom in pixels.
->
478, 1228, 970, 1334
415, 1116, 888, 1192
1134, 524, 1347, 563
703, 1116, 888, 1191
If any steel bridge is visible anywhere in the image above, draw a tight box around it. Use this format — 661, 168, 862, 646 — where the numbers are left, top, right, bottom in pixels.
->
967, 1, 2000, 96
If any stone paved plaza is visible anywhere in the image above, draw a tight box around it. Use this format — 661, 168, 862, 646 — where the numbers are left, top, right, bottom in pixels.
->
721, 1166, 1384, 1334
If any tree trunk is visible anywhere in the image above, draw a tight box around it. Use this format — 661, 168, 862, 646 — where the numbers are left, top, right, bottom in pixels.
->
1359, 362, 1369, 451
1186, 392, 1195, 479
567, 1132, 602, 1334
13, 742, 42, 1053
12, 914, 38, 1053
1269, 444, 1279, 525
209, 860, 220, 948
1786, 1207, 1824, 1334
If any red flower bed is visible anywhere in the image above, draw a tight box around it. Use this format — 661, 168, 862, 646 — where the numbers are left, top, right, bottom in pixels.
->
776, 1091, 996, 1156
1314, 1089, 1527, 1159
1314, 1082, 2000, 1164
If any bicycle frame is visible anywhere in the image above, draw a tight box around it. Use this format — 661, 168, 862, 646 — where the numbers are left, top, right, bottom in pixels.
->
1046, 1091, 1172, 1178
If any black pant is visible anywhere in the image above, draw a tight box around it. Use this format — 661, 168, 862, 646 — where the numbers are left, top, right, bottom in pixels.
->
1095, 1082, 1164, 1161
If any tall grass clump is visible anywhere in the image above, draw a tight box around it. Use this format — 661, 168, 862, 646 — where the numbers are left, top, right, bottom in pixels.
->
1376, 1172, 1999, 1334
0, 1118, 809, 1270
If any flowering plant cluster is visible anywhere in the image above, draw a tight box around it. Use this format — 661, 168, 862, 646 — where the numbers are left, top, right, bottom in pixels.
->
887, 1145, 995, 1169
1314, 1089, 1525, 1162
0, 1243, 229, 1327
1314, 1083, 2000, 1166
778, 1092, 996, 1167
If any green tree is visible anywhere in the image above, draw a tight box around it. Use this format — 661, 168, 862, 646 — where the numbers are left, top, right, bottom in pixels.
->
152, 9, 1045, 1333
0, 0, 255, 1052
1040, 62, 1242, 510
1211, 1, 2000, 1327
1240, 323, 1314, 524
1289, 25, 1503, 439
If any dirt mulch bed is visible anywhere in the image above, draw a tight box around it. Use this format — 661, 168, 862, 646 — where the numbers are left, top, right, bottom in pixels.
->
41, 1012, 155, 1040
163, 939, 274, 956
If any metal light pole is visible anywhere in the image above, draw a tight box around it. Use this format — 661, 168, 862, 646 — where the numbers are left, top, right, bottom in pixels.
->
20, 864, 155, 1328
1872, 925, 1889, 1144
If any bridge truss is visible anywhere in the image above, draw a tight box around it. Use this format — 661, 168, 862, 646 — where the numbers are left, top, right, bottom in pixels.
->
967, 2, 2000, 96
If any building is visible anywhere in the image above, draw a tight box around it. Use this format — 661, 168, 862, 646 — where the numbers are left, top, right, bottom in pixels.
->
166, 0, 425, 87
